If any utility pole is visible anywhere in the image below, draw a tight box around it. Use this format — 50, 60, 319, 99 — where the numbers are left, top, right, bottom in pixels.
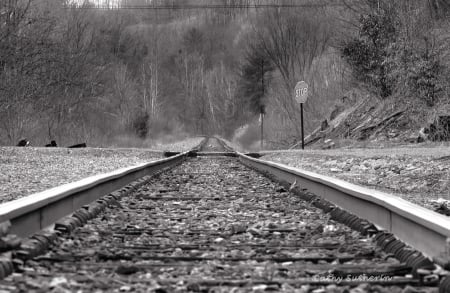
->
151, 0, 159, 117
260, 59, 265, 149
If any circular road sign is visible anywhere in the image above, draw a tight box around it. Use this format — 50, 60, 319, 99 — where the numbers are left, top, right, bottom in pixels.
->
294, 81, 308, 104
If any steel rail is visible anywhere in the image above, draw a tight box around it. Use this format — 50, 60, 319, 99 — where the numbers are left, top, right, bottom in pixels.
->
196, 152, 237, 157
236, 152, 450, 259
0, 141, 206, 238
69, 3, 343, 10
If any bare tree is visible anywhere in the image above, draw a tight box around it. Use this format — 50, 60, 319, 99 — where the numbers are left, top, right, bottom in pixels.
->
0, 0, 55, 143
252, 7, 334, 135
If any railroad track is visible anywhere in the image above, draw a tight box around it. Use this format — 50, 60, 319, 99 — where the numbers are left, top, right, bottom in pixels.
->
0, 137, 449, 292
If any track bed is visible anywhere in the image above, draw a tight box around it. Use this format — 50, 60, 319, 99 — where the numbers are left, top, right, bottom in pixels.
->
1, 157, 438, 292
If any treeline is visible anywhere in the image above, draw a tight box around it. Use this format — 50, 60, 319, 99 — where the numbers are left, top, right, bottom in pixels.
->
1, 0, 121, 145
1, 0, 329, 146
1, 0, 448, 147
1, 0, 248, 146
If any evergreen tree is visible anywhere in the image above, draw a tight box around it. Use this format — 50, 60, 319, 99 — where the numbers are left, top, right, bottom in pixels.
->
341, 5, 398, 97
238, 43, 274, 116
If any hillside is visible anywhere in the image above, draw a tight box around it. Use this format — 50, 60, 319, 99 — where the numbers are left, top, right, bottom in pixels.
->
297, 88, 450, 150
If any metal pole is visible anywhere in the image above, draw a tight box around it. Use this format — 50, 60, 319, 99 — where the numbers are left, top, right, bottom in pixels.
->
301, 103, 304, 150
261, 60, 264, 149
261, 113, 264, 149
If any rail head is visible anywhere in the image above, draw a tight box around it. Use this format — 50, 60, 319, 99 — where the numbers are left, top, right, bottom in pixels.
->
237, 152, 450, 259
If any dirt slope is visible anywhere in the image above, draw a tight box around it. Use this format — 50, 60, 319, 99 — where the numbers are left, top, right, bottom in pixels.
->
300, 89, 449, 149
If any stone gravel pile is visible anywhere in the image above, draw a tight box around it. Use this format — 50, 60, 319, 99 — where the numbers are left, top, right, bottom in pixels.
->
0, 137, 204, 204
262, 147, 450, 214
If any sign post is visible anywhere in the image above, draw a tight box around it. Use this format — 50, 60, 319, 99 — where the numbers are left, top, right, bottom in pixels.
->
260, 105, 265, 149
260, 112, 264, 148
294, 81, 308, 150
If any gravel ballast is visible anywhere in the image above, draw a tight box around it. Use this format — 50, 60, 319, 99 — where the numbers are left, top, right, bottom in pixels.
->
4, 157, 437, 292
261, 146, 450, 213
0, 137, 204, 204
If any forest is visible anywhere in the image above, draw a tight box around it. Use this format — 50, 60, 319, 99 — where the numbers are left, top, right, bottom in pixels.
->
1, 0, 449, 147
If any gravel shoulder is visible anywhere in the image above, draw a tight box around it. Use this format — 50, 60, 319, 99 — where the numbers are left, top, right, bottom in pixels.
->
0, 137, 204, 204
261, 146, 450, 212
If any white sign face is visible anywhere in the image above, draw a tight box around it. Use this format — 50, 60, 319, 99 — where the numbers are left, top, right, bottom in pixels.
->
294, 81, 308, 104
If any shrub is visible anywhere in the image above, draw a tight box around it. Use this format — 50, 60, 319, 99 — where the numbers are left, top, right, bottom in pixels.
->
342, 4, 449, 107
386, 41, 445, 107
131, 112, 150, 139
342, 9, 398, 98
